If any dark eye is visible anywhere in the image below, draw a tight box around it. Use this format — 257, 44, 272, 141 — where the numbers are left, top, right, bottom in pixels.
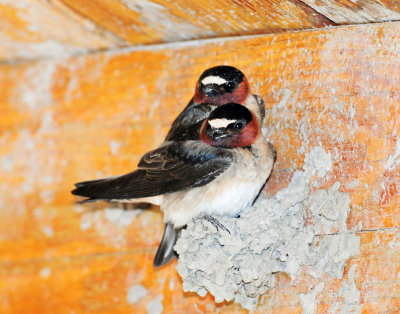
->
233, 122, 243, 130
225, 81, 235, 91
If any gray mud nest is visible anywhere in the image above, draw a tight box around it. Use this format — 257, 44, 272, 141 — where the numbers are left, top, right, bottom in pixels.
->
175, 147, 360, 310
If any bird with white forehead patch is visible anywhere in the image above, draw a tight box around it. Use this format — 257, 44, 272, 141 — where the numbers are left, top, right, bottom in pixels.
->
165, 65, 265, 141
72, 66, 273, 267
200, 103, 259, 148
72, 103, 275, 266
195, 65, 249, 104
159, 65, 267, 267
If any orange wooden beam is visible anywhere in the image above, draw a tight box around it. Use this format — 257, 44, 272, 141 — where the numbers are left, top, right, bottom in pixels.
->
0, 0, 122, 62
0, 22, 399, 312
58, 0, 334, 45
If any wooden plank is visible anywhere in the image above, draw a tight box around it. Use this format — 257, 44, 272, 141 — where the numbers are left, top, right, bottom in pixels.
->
1, 21, 399, 256
58, 0, 334, 45
257, 228, 400, 312
0, 0, 123, 62
4, 0, 400, 63
302, 0, 400, 24
0, 204, 164, 262
0, 252, 225, 313
0, 229, 398, 313
1, 22, 400, 311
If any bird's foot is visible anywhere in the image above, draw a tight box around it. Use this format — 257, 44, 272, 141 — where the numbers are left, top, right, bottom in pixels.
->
202, 215, 230, 234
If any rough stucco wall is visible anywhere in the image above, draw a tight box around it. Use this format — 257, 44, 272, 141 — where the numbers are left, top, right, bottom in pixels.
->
0, 22, 399, 312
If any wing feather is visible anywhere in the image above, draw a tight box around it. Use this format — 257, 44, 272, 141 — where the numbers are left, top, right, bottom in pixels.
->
71, 141, 233, 202
165, 101, 214, 141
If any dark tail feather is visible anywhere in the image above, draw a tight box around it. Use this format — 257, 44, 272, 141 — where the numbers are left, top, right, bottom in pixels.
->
74, 177, 112, 188
71, 170, 155, 202
153, 223, 180, 267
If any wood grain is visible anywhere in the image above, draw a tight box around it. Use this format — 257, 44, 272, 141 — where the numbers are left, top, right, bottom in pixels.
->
0, 229, 398, 313
0, 0, 123, 62
58, 0, 335, 44
1, 21, 400, 312
3, 0, 400, 63
302, 0, 400, 24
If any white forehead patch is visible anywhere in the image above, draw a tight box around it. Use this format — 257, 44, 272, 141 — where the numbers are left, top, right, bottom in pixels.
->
208, 118, 236, 129
201, 75, 227, 85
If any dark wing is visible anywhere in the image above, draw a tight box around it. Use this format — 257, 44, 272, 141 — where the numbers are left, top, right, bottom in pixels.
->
71, 141, 233, 202
72, 170, 149, 201
74, 176, 116, 187
165, 100, 215, 141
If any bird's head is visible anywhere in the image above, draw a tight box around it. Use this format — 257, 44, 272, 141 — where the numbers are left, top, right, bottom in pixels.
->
194, 65, 250, 105
200, 103, 259, 148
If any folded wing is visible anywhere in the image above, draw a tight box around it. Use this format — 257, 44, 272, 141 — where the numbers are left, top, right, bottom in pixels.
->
71, 141, 233, 202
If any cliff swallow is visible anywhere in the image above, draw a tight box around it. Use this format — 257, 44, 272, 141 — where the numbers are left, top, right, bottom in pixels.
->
72, 66, 272, 267
72, 103, 275, 266
158, 66, 268, 266
165, 65, 266, 141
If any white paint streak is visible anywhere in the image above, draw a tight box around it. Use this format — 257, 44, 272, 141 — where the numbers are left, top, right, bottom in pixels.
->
304, 146, 332, 178
122, 0, 211, 41
385, 138, 400, 170
39, 267, 51, 278
272, 89, 292, 114
337, 265, 361, 313
127, 284, 148, 304
0, 0, 26, 8
169, 279, 175, 290
2, 40, 72, 61
40, 190, 55, 204
38, 111, 55, 133
1, 155, 14, 171
17, 63, 56, 111
104, 208, 142, 227
42, 225, 53, 237
0, 0, 118, 60
80, 215, 92, 231
146, 295, 163, 314
347, 179, 361, 189
33, 207, 43, 220
302, 0, 400, 24
299, 282, 325, 314
110, 140, 121, 155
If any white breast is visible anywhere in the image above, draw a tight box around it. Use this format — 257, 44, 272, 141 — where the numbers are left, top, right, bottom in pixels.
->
160, 135, 274, 227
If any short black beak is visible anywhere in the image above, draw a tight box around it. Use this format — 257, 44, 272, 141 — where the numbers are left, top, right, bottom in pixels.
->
207, 128, 226, 140
202, 84, 223, 97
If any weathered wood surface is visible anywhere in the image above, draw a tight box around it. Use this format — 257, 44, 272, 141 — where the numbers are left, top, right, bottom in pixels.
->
2, 229, 398, 313
3, 0, 400, 62
303, 0, 400, 24
0, 0, 122, 62
0, 0, 334, 62
58, 0, 334, 44
1, 22, 400, 312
